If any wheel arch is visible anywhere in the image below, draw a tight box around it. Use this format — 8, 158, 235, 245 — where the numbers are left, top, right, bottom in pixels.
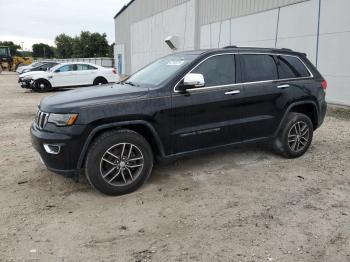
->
77, 120, 165, 169
93, 76, 108, 85
275, 101, 319, 136
33, 78, 50, 84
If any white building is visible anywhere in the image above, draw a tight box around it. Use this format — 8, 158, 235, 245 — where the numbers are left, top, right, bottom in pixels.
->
114, 0, 350, 106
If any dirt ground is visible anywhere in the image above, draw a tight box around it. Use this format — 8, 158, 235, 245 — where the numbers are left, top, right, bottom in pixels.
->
0, 72, 349, 262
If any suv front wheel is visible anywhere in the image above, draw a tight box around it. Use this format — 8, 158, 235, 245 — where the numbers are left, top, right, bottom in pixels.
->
85, 129, 154, 195
273, 113, 314, 158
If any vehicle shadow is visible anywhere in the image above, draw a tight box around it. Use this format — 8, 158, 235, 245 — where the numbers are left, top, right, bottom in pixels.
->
74, 143, 276, 191
148, 143, 276, 184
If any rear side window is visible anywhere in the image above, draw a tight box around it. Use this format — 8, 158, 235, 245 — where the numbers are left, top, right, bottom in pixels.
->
277, 55, 311, 79
240, 54, 278, 82
88, 65, 97, 70
191, 54, 235, 87
76, 64, 90, 71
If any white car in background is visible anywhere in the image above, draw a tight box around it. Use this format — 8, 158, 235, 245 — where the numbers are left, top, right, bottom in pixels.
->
19, 62, 119, 92
16, 62, 45, 74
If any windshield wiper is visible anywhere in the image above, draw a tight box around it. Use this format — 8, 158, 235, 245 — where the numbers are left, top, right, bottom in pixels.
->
124, 81, 139, 87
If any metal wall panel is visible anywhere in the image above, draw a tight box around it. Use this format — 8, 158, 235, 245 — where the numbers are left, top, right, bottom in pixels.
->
115, 0, 309, 73
318, 0, 350, 105
198, 0, 309, 25
115, 0, 191, 73
130, 0, 196, 72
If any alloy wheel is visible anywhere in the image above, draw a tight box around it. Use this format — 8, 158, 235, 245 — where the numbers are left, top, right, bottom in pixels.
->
99, 143, 144, 186
287, 121, 310, 152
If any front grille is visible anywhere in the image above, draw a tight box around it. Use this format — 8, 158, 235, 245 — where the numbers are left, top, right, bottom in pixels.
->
35, 110, 50, 129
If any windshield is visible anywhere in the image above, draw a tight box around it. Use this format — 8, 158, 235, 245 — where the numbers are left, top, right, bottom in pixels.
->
49, 64, 64, 72
31, 62, 43, 67
125, 54, 199, 87
0, 47, 8, 56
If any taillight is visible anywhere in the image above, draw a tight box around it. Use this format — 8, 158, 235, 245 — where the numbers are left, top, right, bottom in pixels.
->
321, 80, 327, 90
112, 69, 117, 74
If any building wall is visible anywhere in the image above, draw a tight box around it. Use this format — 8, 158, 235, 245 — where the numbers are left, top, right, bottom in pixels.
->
200, 9, 280, 49
198, 0, 350, 105
130, 0, 196, 72
318, 0, 350, 106
198, 0, 307, 25
115, 0, 191, 74
115, 0, 306, 75
115, 0, 350, 105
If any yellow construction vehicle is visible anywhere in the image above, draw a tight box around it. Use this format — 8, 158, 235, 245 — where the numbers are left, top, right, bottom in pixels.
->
0, 46, 33, 73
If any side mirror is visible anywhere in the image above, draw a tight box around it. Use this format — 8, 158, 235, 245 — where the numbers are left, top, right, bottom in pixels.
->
177, 73, 205, 93
183, 73, 205, 88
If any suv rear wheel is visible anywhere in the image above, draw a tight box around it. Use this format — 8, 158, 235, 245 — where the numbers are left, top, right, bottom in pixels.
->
273, 113, 313, 158
85, 129, 154, 196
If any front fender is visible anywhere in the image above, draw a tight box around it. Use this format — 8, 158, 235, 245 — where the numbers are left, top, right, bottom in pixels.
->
76, 120, 165, 169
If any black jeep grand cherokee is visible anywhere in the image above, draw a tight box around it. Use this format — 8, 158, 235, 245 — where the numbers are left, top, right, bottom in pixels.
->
31, 47, 327, 195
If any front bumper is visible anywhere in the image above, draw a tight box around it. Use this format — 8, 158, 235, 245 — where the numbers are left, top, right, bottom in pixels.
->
30, 123, 85, 177
18, 78, 33, 89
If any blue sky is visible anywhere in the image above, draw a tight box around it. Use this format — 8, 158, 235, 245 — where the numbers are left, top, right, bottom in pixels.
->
0, 0, 130, 50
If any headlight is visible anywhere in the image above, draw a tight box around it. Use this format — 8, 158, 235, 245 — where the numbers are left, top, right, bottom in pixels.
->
48, 113, 78, 126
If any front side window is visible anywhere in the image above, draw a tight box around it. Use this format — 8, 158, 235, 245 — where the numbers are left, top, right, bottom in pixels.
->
191, 54, 235, 87
56, 65, 74, 72
240, 54, 278, 82
277, 55, 311, 79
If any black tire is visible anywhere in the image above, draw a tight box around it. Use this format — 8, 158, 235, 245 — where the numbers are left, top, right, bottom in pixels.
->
273, 113, 313, 158
93, 77, 108, 86
85, 129, 154, 196
33, 79, 52, 92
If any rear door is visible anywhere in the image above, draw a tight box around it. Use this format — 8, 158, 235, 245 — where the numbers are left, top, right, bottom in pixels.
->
171, 53, 246, 154
75, 64, 94, 85
237, 53, 313, 140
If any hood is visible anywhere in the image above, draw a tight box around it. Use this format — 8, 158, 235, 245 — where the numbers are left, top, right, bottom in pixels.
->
17, 65, 31, 72
20, 71, 45, 78
40, 84, 149, 112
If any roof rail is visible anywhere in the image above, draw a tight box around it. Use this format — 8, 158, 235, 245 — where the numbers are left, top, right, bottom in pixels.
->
280, 48, 293, 51
223, 45, 238, 49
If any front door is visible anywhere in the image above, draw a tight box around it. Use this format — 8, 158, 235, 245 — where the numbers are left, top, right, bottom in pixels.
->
51, 64, 76, 87
171, 54, 246, 154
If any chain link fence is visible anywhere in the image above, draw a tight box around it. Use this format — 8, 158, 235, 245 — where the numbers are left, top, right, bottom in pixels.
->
36, 57, 114, 68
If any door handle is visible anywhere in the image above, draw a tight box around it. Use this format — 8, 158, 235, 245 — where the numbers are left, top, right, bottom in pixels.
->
225, 90, 241, 95
277, 84, 290, 89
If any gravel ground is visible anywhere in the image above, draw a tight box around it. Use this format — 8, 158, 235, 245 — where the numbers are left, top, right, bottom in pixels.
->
0, 73, 349, 262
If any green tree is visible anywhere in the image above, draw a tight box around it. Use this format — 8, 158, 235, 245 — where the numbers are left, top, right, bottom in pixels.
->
84, 32, 110, 57
0, 41, 21, 56
55, 34, 74, 58
32, 43, 55, 58
55, 31, 112, 58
